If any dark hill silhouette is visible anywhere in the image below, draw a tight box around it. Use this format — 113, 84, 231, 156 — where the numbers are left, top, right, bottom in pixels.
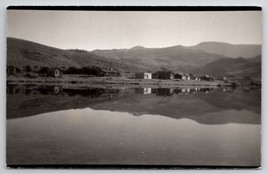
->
7, 37, 143, 72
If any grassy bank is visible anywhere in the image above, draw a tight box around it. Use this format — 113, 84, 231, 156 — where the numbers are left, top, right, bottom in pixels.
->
7, 75, 226, 88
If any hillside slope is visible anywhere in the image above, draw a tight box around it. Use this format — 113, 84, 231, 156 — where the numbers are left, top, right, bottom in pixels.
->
193, 56, 261, 79
92, 45, 229, 72
190, 42, 261, 58
7, 38, 261, 75
7, 37, 143, 72
92, 42, 261, 72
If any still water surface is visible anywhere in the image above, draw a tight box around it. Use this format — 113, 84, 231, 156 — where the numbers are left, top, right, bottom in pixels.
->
6, 84, 261, 166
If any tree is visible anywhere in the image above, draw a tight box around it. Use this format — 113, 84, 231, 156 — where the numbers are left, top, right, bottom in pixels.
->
39, 67, 49, 74
24, 65, 32, 73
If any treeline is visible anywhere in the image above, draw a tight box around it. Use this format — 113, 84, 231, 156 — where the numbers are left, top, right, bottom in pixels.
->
63, 66, 103, 75
7, 65, 126, 78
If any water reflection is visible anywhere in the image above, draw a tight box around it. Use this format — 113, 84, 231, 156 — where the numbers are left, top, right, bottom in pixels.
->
7, 84, 121, 97
6, 83, 261, 125
7, 108, 260, 166
6, 83, 261, 167
7, 84, 232, 97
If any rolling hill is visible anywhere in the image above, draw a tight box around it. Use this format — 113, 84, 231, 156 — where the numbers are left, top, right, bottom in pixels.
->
7, 37, 143, 72
193, 56, 261, 79
92, 45, 230, 72
190, 42, 261, 59
92, 42, 261, 72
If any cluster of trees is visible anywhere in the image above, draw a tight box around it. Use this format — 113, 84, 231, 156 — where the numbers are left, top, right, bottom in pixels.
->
8, 65, 120, 77
63, 66, 103, 75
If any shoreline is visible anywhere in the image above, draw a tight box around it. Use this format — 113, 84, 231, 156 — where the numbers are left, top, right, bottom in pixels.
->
7, 76, 228, 88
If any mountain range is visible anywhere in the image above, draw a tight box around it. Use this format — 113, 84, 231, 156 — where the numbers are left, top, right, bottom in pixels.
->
7, 37, 261, 78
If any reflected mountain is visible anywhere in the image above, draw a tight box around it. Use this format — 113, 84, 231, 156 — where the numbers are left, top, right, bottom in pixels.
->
6, 84, 261, 124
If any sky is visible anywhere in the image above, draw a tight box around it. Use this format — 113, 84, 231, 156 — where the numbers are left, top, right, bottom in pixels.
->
7, 10, 262, 51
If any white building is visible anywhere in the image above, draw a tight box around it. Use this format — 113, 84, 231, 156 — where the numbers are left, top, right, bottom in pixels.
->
136, 72, 152, 79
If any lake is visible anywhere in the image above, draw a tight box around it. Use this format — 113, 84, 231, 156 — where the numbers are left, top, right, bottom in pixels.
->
6, 84, 261, 167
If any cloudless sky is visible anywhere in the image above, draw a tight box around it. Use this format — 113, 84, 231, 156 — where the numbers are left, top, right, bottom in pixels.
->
7, 10, 262, 51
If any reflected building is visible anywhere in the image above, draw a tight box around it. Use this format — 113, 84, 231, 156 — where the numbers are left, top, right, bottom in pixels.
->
144, 88, 152, 94
135, 88, 152, 94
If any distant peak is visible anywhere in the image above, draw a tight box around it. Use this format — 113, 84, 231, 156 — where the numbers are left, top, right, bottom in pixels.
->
130, 46, 146, 50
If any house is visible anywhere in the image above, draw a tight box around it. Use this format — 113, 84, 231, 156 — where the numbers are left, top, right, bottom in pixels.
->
135, 72, 152, 79
184, 74, 191, 80
48, 68, 63, 78
152, 71, 174, 80
189, 74, 199, 80
174, 73, 187, 80
199, 75, 215, 81
7, 65, 21, 76
174, 73, 194, 80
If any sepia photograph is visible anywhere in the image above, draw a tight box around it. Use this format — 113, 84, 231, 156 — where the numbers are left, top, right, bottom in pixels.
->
6, 7, 262, 168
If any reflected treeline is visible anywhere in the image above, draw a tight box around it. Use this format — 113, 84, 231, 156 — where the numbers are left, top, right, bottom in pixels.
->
7, 84, 122, 98
7, 84, 136, 120
6, 84, 261, 125
7, 84, 238, 97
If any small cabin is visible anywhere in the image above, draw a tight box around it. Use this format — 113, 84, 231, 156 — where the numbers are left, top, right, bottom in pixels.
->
48, 68, 63, 78
136, 72, 152, 79
174, 73, 186, 80
189, 73, 199, 81
184, 74, 191, 80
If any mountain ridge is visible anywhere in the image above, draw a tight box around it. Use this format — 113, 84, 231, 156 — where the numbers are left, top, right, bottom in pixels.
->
189, 41, 261, 58
193, 55, 261, 79
7, 37, 261, 78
